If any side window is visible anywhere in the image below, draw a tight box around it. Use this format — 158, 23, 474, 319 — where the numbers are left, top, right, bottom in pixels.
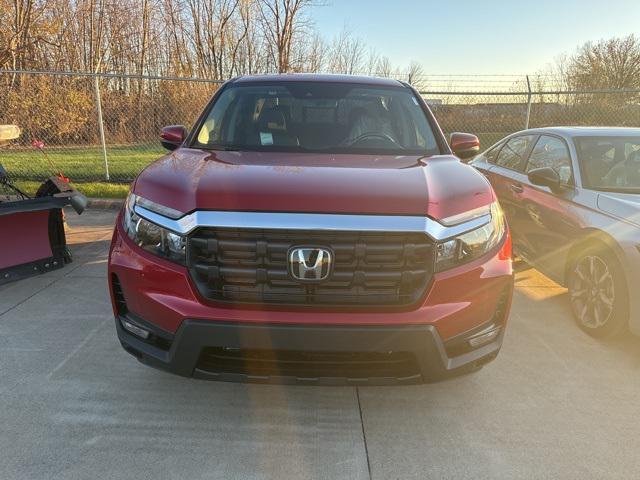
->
471, 142, 503, 166
527, 135, 572, 184
485, 142, 504, 164
485, 143, 502, 164
196, 88, 237, 145
495, 135, 535, 171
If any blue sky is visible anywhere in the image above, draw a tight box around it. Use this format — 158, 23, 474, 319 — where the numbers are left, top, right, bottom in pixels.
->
311, 0, 640, 74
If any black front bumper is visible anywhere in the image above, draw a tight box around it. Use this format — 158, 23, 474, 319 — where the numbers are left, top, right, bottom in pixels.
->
116, 314, 504, 385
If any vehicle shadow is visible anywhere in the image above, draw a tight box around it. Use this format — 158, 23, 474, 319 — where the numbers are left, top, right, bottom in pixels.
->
513, 256, 531, 275
514, 258, 640, 363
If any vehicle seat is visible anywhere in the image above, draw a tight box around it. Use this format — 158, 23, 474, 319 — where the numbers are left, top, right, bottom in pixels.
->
603, 149, 640, 187
583, 144, 616, 186
344, 105, 398, 145
346, 108, 380, 140
256, 106, 298, 147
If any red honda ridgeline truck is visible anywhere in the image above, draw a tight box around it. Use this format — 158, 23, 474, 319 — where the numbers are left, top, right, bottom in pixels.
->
108, 74, 513, 384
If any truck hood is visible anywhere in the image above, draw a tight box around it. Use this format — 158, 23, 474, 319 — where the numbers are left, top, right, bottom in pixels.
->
133, 149, 494, 221
597, 192, 640, 227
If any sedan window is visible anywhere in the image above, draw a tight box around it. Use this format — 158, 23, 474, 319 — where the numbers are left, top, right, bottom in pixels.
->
473, 142, 503, 165
527, 136, 572, 184
576, 136, 640, 192
494, 135, 535, 171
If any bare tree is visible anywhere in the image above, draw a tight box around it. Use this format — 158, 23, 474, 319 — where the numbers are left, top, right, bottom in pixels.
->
4, 0, 36, 71
365, 47, 379, 76
256, 0, 315, 73
136, 0, 151, 112
0, 0, 432, 81
303, 32, 326, 72
567, 35, 640, 91
327, 28, 365, 74
376, 56, 392, 77
405, 61, 425, 89
1, 0, 52, 76
534, 54, 573, 104
341, 32, 365, 74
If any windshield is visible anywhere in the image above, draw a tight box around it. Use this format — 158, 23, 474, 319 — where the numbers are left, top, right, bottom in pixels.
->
193, 82, 440, 156
576, 136, 640, 192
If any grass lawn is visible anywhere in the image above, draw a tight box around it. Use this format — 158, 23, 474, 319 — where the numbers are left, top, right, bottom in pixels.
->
1, 144, 164, 183
1, 143, 163, 198
13, 180, 130, 198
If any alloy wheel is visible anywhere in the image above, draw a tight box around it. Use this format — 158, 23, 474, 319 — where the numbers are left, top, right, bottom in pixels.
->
569, 255, 615, 329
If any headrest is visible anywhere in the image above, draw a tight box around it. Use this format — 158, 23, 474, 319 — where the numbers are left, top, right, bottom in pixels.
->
628, 149, 640, 163
259, 108, 286, 131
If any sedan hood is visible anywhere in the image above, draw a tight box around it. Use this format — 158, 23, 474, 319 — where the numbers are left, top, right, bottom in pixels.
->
133, 149, 494, 221
597, 192, 640, 227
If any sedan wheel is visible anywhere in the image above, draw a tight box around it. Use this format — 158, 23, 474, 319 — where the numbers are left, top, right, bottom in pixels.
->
568, 247, 628, 337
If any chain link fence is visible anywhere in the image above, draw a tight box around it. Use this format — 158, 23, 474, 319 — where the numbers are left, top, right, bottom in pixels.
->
0, 70, 222, 185
1, 70, 640, 186
424, 89, 640, 149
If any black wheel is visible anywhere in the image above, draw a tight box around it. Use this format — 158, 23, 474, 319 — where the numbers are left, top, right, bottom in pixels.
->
567, 244, 628, 337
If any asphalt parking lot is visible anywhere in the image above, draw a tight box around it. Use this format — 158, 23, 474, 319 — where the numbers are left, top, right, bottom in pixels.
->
2, 209, 640, 480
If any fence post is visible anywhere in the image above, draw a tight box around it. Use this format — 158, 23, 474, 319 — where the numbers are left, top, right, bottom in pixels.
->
524, 75, 532, 130
93, 75, 110, 181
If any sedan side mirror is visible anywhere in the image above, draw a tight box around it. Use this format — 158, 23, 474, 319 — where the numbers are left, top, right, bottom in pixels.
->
160, 125, 187, 151
528, 167, 562, 192
450, 132, 480, 162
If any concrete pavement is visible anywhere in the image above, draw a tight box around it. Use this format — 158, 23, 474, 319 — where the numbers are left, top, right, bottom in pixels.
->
1, 209, 640, 479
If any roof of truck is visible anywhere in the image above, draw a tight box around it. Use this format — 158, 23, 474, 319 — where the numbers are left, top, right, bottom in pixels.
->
232, 73, 406, 88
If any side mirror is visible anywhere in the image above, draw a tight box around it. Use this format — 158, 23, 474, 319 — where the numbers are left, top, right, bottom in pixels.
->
528, 167, 562, 192
160, 125, 187, 151
450, 132, 480, 161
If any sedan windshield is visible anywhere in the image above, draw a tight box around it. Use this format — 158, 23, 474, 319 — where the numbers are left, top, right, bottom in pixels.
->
576, 136, 640, 192
193, 82, 440, 156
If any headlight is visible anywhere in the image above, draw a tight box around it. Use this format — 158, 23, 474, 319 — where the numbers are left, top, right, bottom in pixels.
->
123, 193, 186, 265
435, 202, 506, 272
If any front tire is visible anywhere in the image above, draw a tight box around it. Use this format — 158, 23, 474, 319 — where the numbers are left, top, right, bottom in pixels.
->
567, 245, 628, 338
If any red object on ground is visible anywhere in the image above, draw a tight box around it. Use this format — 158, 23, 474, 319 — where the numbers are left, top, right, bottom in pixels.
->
0, 211, 52, 270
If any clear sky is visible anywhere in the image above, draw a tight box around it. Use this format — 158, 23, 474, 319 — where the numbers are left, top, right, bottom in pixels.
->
311, 0, 640, 74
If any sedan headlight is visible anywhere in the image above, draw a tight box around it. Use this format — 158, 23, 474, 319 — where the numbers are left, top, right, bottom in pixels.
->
435, 202, 506, 272
123, 193, 186, 265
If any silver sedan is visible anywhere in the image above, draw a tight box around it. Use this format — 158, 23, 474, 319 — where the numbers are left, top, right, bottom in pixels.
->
472, 127, 640, 337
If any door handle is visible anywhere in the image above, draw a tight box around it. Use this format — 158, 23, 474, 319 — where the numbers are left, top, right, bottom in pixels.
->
510, 183, 523, 194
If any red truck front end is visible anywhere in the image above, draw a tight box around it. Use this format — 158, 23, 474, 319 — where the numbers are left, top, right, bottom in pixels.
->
108, 75, 513, 384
